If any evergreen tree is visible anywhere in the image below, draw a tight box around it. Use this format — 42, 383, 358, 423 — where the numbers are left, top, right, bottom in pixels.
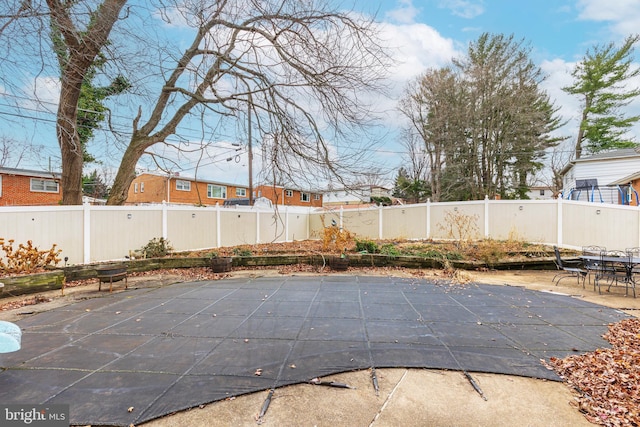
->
563, 35, 640, 158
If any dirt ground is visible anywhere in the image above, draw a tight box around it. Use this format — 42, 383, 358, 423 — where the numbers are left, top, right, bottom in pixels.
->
2, 267, 639, 426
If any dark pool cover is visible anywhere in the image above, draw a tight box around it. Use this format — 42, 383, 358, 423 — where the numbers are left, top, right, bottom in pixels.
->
0, 276, 630, 426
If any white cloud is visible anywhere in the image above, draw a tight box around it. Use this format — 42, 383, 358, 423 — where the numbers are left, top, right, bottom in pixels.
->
368, 21, 460, 129
20, 76, 60, 113
576, 0, 640, 39
385, 0, 421, 24
438, 0, 485, 19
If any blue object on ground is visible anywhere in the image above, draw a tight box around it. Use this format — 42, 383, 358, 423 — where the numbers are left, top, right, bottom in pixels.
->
0, 320, 21, 353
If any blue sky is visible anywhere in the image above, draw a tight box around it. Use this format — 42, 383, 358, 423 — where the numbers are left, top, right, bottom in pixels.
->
1, 0, 639, 189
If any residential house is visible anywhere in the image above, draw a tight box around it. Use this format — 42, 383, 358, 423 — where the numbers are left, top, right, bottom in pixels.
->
322, 185, 392, 207
560, 148, 640, 205
126, 172, 249, 206
255, 184, 323, 207
609, 172, 640, 206
525, 186, 555, 200
0, 167, 62, 206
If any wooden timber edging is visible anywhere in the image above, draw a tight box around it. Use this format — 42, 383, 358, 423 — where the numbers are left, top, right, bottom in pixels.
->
1, 254, 560, 299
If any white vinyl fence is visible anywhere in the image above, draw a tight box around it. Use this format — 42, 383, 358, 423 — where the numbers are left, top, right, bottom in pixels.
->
1, 198, 639, 266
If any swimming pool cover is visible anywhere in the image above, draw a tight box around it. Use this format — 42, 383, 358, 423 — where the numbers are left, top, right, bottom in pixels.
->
0, 275, 630, 425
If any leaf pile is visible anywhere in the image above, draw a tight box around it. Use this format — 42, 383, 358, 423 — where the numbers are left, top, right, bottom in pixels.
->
549, 318, 640, 426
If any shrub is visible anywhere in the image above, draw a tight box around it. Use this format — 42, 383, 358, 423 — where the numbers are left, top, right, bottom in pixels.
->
380, 243, 401, 256
319, 215, 354, 254
437, 210, 479, 250
141, 237, 173, 258
0, 238, 62, 273
232, 247, 252, 257
355, 239, 379, 254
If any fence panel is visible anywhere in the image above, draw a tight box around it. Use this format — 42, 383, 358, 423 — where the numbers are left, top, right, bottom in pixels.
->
2, 199, 640, 267
285, 209, 310, 242
487, 200, 557, 243
90, 206, 163, 262
561, 201, 639, 250
382, 205, 428, 240
341, 208, 379, 240
428, 202, 485, 240
0, 206, 84, 265
219, 209, 257, 247
166, 207, 217, 252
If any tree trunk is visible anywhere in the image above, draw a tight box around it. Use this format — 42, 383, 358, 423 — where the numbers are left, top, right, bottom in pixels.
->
58, 75, 84, 205
107, 139, 149, 205
47, 0, 128, 205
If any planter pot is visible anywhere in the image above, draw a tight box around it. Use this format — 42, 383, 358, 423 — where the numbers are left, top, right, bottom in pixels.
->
210, 257, 233, 273
330, 256, 350, 271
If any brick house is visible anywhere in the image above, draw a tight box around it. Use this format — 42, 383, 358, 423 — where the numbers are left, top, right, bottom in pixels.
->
0, 167, 62, 206
126, 172, 249, 206
255, 184, 323, 207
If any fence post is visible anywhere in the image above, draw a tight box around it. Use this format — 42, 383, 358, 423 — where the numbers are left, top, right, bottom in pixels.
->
285, 206, 289, 242
557, 196, 563, 246
83, 202, 91, 264
484, 195, 490, 239
378, 205, 383, 239
426, 199, 431, 239
339, 205, 344, 230
162, 201, 168, 240
216, 202, 221, 248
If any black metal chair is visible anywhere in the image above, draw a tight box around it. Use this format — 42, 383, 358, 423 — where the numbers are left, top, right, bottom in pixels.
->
582, 245, 606, 290
552, 246, 587, 286
624, 248, 640, 298
596, 250, 628, 295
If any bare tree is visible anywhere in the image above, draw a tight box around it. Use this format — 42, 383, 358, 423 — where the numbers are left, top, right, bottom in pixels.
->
398, 67, 466, 201
106, 0, 389, 205
0, 136, 42, 168
0, 0, 127, 204
0, 0, 388, 205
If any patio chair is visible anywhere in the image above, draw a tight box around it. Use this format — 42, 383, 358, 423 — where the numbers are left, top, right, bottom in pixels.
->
596, 250, 628, 295
624, 248, 640, 297
552, 246, 587, 286
582, 245, 606, 290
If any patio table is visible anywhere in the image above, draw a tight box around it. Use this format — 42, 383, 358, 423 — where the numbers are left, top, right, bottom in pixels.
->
579, 254, 639, 297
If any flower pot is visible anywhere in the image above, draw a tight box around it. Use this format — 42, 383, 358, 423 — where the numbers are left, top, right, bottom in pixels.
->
210, 257, 232, 273
330, 256, 350, 271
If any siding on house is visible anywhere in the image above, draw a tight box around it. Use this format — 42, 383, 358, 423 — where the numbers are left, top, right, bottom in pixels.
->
126, 173, 248, 206
322, 185, 391, 206
0, 168, 62, 206
609, 172, 640, 206
256, 184, 323, 207
525, 186, 555, 200
561, 148, 640, 204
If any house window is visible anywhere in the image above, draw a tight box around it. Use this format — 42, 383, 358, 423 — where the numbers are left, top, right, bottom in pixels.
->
314, 194, 320, 200
539, 189, 545, 196
285, 189, 293, 197
207, 184, 227, 199
134, 183, 138, 193
236, 188, 247, 197
140, 182, 144, 193
300, 192, 310, 202
30, 178, 59, 193
176, 180, 191, 191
